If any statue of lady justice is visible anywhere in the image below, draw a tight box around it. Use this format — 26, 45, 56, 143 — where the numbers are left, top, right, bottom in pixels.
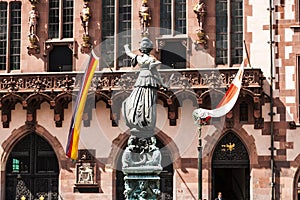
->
122, 37, 168, 135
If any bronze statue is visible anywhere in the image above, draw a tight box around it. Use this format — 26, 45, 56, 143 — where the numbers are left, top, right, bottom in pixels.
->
28, 6, 39, 35
122, 37, 164, 200
139, 0, 151, 35
193, 0, 206, 31
122, 37, 168, 135
80, 3, 91, 36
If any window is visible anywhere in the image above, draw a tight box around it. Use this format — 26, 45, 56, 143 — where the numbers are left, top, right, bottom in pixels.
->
297, 0, 300, 22
160, 0, 186, 35
49, 45, 73, 72
101, 0, 115, 68
101, 0, 131, 69
12, 158, 20, 172
10, 2, 21, 70
161, 41, 186, 69
48, 0, 74, 39
0, 2, 7, 70
0, 2, 21, 71
216, 0, 243, 66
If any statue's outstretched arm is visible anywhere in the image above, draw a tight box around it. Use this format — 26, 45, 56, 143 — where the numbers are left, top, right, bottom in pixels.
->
124, 44, 136, 59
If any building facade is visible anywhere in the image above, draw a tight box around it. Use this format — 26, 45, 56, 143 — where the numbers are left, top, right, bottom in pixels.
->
0, 0, 300, 199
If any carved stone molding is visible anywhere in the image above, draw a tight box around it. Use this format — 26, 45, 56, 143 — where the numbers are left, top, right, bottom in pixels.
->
155, 36, 192, 54
44, 40, 77, 57
0, 69, 263, 128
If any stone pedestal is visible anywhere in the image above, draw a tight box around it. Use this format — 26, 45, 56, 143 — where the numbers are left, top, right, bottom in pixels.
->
123, 167, 162, 200
122, 136, 163, 200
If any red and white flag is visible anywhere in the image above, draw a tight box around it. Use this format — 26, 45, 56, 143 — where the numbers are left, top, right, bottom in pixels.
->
192, 63, 244, 123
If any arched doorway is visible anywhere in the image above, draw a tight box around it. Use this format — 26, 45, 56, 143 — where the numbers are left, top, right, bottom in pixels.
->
5, 133, 59, 200
116, 137, 174, 200
212, 132, 250, 200
295, 168, 300, 200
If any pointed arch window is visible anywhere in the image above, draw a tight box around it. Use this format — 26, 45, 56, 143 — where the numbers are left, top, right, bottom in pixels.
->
216, 0, 243, 66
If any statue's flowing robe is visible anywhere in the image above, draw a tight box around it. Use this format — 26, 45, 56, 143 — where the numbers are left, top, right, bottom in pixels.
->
122, 54, 161, 132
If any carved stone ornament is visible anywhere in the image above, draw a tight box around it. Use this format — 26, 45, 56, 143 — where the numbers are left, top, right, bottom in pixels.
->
195, 29, 207, 50
77, 163, 94, 184
81, 34, 92, 54
74, 149, 99, 192
123, 178, 161, 200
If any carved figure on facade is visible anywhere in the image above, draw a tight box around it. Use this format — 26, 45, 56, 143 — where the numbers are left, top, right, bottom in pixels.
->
80, 2, 91, 36
193, 0, 206, 31
29, 6, 39, 35
139, 0, 151, 36
80, 2, 92, 53
193, 0, 207, 49
27, 5, 40, 54
122, 37, 168, 135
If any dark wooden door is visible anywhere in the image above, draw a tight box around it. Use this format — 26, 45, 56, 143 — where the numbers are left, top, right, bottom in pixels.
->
5, 133, 59, 200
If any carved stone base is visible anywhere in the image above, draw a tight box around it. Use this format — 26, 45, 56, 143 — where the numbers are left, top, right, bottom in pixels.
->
195, 30, 207, 50
27, 34, 40, 55
123, 175, 161, 200
81, 34, 92, 54
122, 136, 162, 199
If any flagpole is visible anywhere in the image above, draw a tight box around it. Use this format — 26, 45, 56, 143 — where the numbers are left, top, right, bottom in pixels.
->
198, 125, 202, 200
268, 0, 275, 199
197, 120, 205, 200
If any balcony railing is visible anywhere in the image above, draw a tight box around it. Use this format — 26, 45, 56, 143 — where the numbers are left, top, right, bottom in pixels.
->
0, 68, 263, 93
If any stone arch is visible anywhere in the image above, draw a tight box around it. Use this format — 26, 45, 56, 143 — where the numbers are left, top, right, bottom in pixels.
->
0, 93, 24, 103
203, 127, 258, 199
293, 167, 300, 200
208, 130, 253, 200
171, 89, 198, 107
95, 91, 113, 107
1, 124, 67, 171
0, 93, 25, 128
205, 127, 258, 169
1, 124, 69, 199
198, 88, 225, 110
